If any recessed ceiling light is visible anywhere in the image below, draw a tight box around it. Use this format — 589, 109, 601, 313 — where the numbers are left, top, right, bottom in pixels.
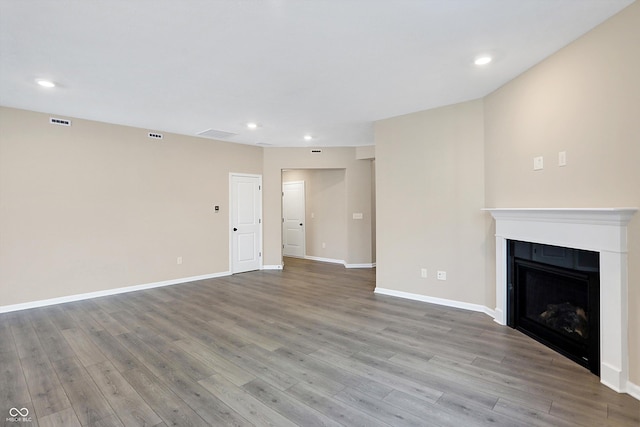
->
36, 79, 56, 88
474, 56, 492, 66
304, 135, 313, 141
247, 122, 258, 129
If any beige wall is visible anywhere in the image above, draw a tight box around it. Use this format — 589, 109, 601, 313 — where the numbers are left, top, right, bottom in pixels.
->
375, 99, 486, 305
263, 147, 373, 267
283, 169, 347, 261
374, 2, 639, 387
0, 107, 262, 307
0, 111, 375, 308
484, 2, 640, 384
2, 0, 636, 388
356, 145, 375, 160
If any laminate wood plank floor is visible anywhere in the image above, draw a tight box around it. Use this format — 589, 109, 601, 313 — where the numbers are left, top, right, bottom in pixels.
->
2, 257, 638, 426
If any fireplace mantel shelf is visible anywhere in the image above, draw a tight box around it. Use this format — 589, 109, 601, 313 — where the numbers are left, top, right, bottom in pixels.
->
483, 208, 638, 226
483, 207, 637, 211
486, 206, 637, 395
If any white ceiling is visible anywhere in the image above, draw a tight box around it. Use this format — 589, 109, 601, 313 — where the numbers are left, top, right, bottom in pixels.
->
0, 0, 634, 147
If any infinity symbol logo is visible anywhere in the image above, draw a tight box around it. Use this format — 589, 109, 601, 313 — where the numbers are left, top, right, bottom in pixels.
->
9, 407, 29, 417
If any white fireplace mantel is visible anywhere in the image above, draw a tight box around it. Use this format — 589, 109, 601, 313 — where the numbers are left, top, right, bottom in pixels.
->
484, 207, 637, 394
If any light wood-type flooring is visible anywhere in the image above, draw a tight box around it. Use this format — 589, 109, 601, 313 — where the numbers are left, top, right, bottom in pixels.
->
1, 257, 638, 426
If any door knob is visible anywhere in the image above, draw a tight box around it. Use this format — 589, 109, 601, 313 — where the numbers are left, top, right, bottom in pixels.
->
300, 223, 303, 226
233, 227, 238, 231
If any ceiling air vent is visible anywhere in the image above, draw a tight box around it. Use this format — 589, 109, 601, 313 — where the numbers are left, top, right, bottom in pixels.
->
49, 117, 71, 126
197, 128, 238, 140
311, 149, 322, 153
148, 132, 163, 139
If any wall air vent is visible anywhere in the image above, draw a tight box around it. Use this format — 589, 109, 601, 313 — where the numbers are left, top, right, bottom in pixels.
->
311, 149, 322, 153
197, 128, 238, 140
148, 132, 163, 139
49, 117, 71, 126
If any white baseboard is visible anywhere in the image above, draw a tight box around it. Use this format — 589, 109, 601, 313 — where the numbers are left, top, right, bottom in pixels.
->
626, 380, 640, 401
374, 287, 490, 314
302, 256, 376, 269
262, 264, 284, 270
0, 271, 231, 314
483, 306, 496, 319
304, 255, 345, 265
345, 262, 376, 269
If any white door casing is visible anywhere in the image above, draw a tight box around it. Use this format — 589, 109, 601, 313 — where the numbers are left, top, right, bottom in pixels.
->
230, 174, 262, 273
282, 181, 305, 257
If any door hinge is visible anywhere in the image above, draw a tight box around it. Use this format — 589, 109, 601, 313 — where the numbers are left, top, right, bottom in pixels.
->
283, 244, 285, 249
282, 218, 284, 223
259, 185, 261, 190
259, 252, 262, 257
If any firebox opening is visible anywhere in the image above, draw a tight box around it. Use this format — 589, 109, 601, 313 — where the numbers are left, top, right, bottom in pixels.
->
507, 240, 600, 375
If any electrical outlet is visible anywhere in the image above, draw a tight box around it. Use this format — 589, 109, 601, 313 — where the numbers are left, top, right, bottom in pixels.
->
437, 270, 447, 280
558, 151, 567, 167
421, 268, 427, 278
177, 256, 183, 265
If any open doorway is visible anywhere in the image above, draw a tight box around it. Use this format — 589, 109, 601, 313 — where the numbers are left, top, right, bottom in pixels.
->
281, 169, 346, 264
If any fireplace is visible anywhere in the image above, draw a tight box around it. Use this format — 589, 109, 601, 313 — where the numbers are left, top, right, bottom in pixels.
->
484, 208, 636, 394
507, 240, 600, 375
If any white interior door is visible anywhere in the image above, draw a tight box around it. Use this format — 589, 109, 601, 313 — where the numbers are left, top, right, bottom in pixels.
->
282, 181, 305, 257
230, 174, 262, 273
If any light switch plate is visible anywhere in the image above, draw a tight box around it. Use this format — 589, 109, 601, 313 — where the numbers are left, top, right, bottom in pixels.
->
533, 156, 544, 171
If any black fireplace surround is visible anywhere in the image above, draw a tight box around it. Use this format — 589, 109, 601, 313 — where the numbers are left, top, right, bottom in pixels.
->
507, 240, 600, 375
